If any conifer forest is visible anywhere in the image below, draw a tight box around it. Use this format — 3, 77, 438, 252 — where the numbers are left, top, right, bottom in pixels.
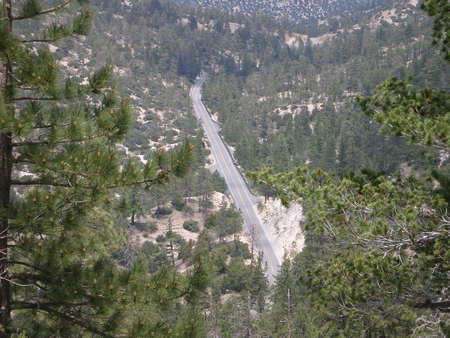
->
0, 0, 449, 336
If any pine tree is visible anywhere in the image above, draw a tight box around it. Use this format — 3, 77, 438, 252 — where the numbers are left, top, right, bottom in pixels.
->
0, 0, 200, 335
248, 2, 450, 335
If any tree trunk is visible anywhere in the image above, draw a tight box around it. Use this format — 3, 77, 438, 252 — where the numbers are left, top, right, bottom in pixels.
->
245, 292, 251, 338
0, 0, 13, 335
0, 134, 12, 336
287, 288, 292, 338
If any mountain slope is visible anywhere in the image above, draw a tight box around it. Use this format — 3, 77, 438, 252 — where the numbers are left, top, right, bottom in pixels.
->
173, 0, 397, 21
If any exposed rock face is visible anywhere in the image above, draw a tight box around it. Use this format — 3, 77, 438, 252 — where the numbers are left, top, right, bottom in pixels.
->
256, 198, 305, 262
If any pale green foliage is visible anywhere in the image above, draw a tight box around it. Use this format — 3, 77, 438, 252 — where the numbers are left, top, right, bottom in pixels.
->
250, 167, 447, 245
357, 78, 450, 150
249, 166, 449, 335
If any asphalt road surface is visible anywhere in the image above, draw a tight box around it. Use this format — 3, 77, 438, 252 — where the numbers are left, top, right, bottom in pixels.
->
190, 76, 280, 282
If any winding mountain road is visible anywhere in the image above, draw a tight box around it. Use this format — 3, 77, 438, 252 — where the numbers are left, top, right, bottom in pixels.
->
190, 76, 280, 281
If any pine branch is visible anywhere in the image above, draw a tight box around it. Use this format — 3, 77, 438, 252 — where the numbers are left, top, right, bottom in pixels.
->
7, 261, 45, 272
10, 179, 72, 188
13, 0, 72, 21
27, 122, 72, 130
13, 301, 90, 308
12, 97, 57, 101
21, 39, 55, 43
10, 177, 162, 189
414, 300, 450, 312
106, 176, 164, 190
12, 135, 105, 147
10, 273, 48, 290
11, 302, 114, 337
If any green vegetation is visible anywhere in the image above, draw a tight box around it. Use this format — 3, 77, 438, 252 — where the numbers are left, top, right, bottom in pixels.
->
134, 221, 158, 233
183, 220, 200, 233
0, 0, 448, 335
0, 0, 210, 335
171, 195, 186, 211
205, 206, 243, 239
203, 10, 449, 175
248, 2, 450, 335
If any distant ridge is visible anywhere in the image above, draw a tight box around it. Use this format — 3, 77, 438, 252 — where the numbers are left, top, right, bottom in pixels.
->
171, 0, 397, 21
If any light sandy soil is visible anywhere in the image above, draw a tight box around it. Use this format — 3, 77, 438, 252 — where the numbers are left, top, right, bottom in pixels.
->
180, 18, 190, 26
274, 101, 323, 117
284, 32, 308, 48
368, 6, 410, 30
229, 22, 244, 34
256, 198, 305, 262
439, 150, 449, 167
47, 44, 58, 53
311, 32, 337, 45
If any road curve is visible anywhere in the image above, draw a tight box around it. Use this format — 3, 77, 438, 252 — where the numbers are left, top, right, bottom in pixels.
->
190, 76, 280, 282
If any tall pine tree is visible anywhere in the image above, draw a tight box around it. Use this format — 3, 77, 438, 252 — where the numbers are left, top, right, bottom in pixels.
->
0, 0, 205, 336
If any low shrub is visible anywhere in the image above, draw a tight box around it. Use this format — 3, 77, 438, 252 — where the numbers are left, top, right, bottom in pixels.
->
154, 206, 173, 217
183, 220, 200, 233
172, 196, 186, 211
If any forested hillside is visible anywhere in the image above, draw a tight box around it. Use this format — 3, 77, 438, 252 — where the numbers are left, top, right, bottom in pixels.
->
173, 0, 398, 22
0, 0, 448, 336
247, 0, 450, 336
0, 0, 271, 335
203, 0, 448, 174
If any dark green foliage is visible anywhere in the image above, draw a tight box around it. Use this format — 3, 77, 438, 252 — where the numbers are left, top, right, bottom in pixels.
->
44, 22, 72, 42
0, 0, 205, 335
201, 2, 450, 175
160, 230, 186, 247
226, 239, 251, 259
2, 0, 447, 335
421, 0, 450, 61
156, 234, 166, 243
154, 206, 173, 217
139, 242, 169, 273
210, 171, 227, 194
221, 258, 250, 293
204, 206, 243, 239
183, 220, 200, 233
171, 195, 186, 211
135, 221, 158, 233
178, 240, 195, 261
432, 168, 450, 205
72, 8, 93, 36
20, 0, 42, 18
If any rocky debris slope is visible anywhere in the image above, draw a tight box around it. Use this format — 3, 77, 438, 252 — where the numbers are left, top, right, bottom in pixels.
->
256, 198, 304, 262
